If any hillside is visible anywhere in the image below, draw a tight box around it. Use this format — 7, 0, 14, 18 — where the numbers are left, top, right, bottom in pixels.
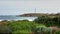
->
19, 13, 60, 17
20, 13, 48, 17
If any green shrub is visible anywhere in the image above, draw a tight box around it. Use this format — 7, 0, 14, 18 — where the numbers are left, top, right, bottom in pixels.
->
34, 16, 60, 27
55, 30, 60, 34
7, 20, 43, 34
0, 26, 12, 34
0, 20, 53, 34
32, 26, 52, 34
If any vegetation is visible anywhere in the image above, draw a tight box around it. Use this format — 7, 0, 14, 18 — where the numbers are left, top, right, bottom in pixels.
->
32, 26, 52, 34
55, 29, 60, 34
0, 15, 60, 34
0, 20, 45, 34
34, 16, 60, 27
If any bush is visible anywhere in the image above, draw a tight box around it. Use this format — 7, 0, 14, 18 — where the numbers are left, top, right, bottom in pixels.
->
0, 26, 12, 34
55, 30, 60, 34
7, 20, 43, 34
34, 16, 60, 27
31, 26, 52, 34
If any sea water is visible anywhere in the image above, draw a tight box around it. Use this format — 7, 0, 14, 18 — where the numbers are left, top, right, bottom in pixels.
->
0, 15, 37, 21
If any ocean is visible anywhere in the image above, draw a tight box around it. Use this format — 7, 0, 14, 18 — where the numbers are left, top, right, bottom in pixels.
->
0, 15, 37, 21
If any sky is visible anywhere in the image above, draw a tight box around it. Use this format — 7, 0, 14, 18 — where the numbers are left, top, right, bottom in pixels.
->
0, 0, 60, 15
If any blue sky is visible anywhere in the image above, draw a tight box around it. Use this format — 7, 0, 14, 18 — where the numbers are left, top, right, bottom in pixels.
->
0, 0, 60, 15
